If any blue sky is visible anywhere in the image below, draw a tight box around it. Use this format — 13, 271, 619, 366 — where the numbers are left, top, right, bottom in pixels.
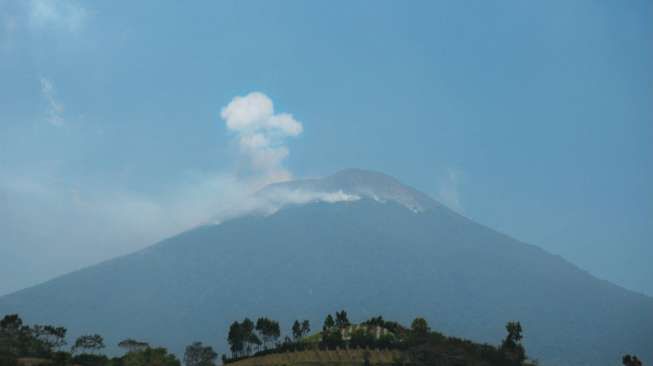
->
1, 0, 652, 296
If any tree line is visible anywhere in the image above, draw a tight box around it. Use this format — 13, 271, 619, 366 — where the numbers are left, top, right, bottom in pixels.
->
0, 314, 216, 366
2, 312, 646, 366
225, 316, 310, 361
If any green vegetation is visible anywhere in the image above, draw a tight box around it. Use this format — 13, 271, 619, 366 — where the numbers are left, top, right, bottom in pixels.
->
222, 311, 541, 366
291, 320, 310, 341
0, 314, 189, 366
624, 355, 644, 366
184, 342, 218, 366
1, 312, 646, 366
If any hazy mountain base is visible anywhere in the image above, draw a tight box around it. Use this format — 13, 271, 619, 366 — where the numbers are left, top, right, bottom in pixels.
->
1, 195, 651, 365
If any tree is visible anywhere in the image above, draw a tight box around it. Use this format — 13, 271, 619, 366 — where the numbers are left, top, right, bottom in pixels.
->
118, 339, 149, 354
32, 325, 67, 352
268, 320, 280, 347
323, 314, 335, 331
227, 321, 243, 358
184, 342, 217, 366
500, 321, 526, 363
248, 332, 262, 355
0, 314, 45, 357
72, 334, 105, 355
241, 318, 254, 353
292, 320, 302, 341
241, 318, 260, 354
255, 318, 280, 349
0, 315, 23, 334
623, 355, 643, 366
0, 314, 29, 356
301, 320, 310, 338
335, 310, 350, 329
505, 322, 523, 343
410, 318, 430, 338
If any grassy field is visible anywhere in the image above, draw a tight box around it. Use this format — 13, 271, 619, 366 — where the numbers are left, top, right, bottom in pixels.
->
17, 358, 51, 366
228, 348, 402, 366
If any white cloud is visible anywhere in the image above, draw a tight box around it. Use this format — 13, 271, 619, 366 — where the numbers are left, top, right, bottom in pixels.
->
28, 0, 87, 32
221, 92, 303, 183
438, 168, 463, 212
40, 77, 65, 126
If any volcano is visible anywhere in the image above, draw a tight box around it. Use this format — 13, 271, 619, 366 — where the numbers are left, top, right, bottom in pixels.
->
1, 169, 651, 365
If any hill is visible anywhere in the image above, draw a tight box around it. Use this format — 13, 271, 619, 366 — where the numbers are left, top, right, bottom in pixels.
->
0, 169, 651, 365
226, 349, 402, 366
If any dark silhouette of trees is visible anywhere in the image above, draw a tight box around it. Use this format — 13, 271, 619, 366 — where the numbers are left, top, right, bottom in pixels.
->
500, 321, 525, 363
322, 314, 335, 331
301, 320, 310, 337
409, 317, 430, 344
335, 310, 350, 328
623, 354, 644, 366
292, 320, 302, 341
227, 321, 244, 357
32, 325, 67, 352
255, 317, 280, 350
118, 338, 149, 354
0, 312, 536, 366
291, 319, 310, 341
228, 317, 281, 357
411, 317, 429, 336
0, 314, 30, 356
184, 341, 217, 366
363, 316, 404, 335
320, 313, 344, 349
0, 313, 189, 366
241, 318, 261, 354
0, 322, 19, 366
217, 314, 531, 365
72, 334, 105, 355
1, 314, 66, 358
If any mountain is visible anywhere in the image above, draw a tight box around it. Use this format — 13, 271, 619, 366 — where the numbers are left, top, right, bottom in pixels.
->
257, 168, 440, 212
1, 169, 651, 365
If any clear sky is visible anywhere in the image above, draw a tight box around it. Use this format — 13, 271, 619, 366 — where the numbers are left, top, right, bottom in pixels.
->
1, 0, 651, 296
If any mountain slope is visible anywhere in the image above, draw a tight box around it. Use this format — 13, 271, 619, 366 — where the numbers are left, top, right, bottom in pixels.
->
1, 169, 651, 365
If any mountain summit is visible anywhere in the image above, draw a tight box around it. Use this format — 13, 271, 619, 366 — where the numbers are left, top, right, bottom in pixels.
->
259, 168, 441, 212
1, 169, 651, 366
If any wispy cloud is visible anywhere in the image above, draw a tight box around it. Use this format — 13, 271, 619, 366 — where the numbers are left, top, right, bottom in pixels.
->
438, 168, 463, 212
28, 0, 87, 32
40, 77, 64, 126
221, 92, 303, 184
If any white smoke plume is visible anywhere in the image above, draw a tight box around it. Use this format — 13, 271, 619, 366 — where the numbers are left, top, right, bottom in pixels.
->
221, 92, 303, 184
0, 91, 354, 295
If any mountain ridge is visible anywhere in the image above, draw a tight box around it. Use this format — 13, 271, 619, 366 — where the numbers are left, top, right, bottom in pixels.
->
258, 168, 443, 213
